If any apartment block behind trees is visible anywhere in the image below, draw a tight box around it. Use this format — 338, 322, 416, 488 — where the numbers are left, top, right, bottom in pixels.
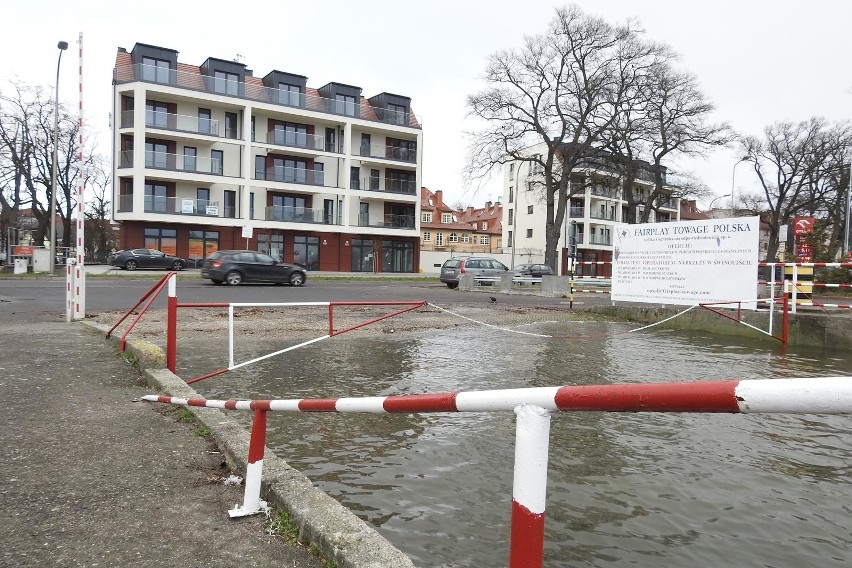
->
112, 43, 422, 272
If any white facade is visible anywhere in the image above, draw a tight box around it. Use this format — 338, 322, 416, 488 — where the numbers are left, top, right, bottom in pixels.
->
501, 143, 679, 275
112, 43, 422, 272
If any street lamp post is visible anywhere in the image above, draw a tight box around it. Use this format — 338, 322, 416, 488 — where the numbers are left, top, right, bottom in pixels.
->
708, 193, 732, 212
844, 158, 851, 259
730, 156, 750, 217
49, 40, 68, 275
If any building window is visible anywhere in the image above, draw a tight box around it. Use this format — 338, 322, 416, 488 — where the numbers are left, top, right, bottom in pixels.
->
386, 103, 408, 125
461, 235, 470, 243
387, 170, 416, 193
273, 121, 309, 147
145, 141, 169, 169
293, 235, 319, 270
196, 188, 211, 212
526, 229, 533, 238
449, 232, 458, 243
257, 233, 284, 260
144, 227, 177, 255
350, 166, 361, 190
508, 230, 513, 244
483, 221, 488, 230
188, 230, 219, 261
422, 212, 432, 223
473, 236, 478, 245
351, 238, 374, 272
211, 150, 223, 175
509, 186, 514, 204
382, 240, 414, 272
224, 190, 236, 218
527, 205, 534, 214
422, 232, 431, 242
198, 108, 212, 135
508, 209, 513, 225
370, 169, 380, 191
145, 100, 169, 128
225, 112, 238, 139
509, 163, 515, 180
481, 235, 490, 245
214, 70, 239, 95
183, 147, 197, 172
255, 156, 265, 180
144, 182, 168, 212
435, 232, 444, 246
278, 83, 302, 107
385, 138, 416, 161
141, 57, 170, 83
441, 213, 452, 224
335, 94, 357, 116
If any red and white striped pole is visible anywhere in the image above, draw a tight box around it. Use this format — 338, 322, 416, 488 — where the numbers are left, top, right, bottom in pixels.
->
509, 405, 550, 568
228, 408, 269, 517
166, 273, 177, 373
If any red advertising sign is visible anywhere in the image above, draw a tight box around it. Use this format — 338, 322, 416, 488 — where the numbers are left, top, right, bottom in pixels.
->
14, 245, 33, 256
793, 217, 814, 235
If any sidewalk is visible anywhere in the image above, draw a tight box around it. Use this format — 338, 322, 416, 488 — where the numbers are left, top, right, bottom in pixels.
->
0, 311, 325, 568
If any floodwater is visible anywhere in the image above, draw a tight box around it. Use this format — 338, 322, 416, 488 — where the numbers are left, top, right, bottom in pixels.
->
186, 313, 852, 567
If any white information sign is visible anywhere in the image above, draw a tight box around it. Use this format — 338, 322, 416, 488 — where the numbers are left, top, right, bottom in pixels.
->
241, 225, 253, 239
611, 216, 760, 307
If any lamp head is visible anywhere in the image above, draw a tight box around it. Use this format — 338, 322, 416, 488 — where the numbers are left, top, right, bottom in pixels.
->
57, 41, 68, 50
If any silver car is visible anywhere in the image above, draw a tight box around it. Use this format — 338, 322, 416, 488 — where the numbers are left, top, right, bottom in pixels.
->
439, 256, 508, 288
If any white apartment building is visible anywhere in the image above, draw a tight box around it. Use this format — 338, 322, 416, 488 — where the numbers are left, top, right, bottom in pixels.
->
112, 43, 422, 272
502, 143, 679, 276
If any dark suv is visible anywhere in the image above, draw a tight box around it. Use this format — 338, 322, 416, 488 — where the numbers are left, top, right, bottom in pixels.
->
439, 256, 508, 288
201, 250, 306, 286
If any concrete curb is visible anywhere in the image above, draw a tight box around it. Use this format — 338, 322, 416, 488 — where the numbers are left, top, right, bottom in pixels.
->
84, 320, 416, 568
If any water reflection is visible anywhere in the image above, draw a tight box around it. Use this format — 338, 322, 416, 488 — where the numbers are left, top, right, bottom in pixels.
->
184, 322, 852, 567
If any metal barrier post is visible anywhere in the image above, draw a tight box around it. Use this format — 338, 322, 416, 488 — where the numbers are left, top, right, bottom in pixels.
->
65, 258, 76, 323
229, 407, 269, 518
509, 404, 551, 568
792, 264, 799, 315
166, 273, 177, 373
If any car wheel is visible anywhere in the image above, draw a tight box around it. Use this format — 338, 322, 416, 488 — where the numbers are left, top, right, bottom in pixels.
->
225, 271, 243, 286
125, 259, 138, 271
171, 260, 184, 271
447, 282, 458, 289
289, 272, 305, 287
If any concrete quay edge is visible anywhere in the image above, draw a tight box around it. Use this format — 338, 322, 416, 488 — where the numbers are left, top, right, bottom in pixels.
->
85, 320, 416, 568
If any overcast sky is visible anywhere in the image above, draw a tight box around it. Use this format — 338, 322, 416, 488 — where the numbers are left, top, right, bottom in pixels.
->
3, 0, 850, 210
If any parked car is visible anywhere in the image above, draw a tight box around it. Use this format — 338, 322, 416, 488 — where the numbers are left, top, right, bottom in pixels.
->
509, 263, 554, 281
439, 256, 509, 289
110, 248, 185, 271
201, 250, 307, 286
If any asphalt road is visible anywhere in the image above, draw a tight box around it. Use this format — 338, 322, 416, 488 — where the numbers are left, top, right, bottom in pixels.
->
0, 274, 609, 321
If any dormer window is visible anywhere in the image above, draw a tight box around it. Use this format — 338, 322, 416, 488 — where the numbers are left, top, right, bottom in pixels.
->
387, 103, 408, 125
279, 83, 302, 107
141, 57, 170, 83
214, 71, 240, 95
441, 213, 452, 224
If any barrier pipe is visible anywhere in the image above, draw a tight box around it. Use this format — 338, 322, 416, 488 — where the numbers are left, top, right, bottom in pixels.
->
782, 293, 789, 345
509, 405, 550, 568
118, 276, 171, 352
166, 274, 177, 373
105, 272, 173, 339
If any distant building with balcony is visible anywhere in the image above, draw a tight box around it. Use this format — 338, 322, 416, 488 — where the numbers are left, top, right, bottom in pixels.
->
502, 143, 679, 276
419, 188, 503, 255
112, 43, 422, 272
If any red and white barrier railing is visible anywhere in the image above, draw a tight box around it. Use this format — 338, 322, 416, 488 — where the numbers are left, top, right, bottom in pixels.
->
145, 376, 852, 568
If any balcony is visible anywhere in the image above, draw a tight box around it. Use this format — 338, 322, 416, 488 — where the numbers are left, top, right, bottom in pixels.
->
265, 130, 330, 152
142, 196, 236, 218
117, 194, 133, 212
353, 177, 417, 195
121, 110, 222, 137
569, 206, 585, 218
590, 211, 615, 221
588, 235, 612, 246
591, 185, 618, 199
116, 63, 422, 128
357, 143, 417, 164
120, 151, 235, 176
256, 166, 325, 187
358, 213, 416, 229
264, 205, 338, 225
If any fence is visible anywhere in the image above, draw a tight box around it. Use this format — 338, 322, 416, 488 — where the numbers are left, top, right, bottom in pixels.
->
144, 376, 852, 568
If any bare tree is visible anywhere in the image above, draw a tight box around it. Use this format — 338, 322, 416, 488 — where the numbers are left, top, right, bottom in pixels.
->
465, 5, 656, 271
83, 155, 116, 262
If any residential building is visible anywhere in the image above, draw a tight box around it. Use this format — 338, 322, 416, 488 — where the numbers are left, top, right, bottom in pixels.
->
502, 144, 679, 276
419, 188, 503, 255
112, 43, 422, 272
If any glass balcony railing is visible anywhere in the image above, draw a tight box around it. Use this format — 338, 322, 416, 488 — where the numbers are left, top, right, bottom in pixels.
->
588, 235, 612, 246
120, 110, 221, 137
357, 143, 417, 163
115, 63, 422, 129
590, 211, 615, 221
256, 166, 325, 187
358, 213, 416, 229
265, 130, 329, 151
264, 205, 337, 225
590, 185, 618, 198
351, 177, 416, 195
143, 196, 231, 217
117, 194, 133, 212
120, 151, 233, 176
569, 206, 585, 217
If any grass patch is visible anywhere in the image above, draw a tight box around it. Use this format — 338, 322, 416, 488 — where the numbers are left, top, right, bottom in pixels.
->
193, 426, 210, 437
268, 510, 300, 543
176, 408, 195, 423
